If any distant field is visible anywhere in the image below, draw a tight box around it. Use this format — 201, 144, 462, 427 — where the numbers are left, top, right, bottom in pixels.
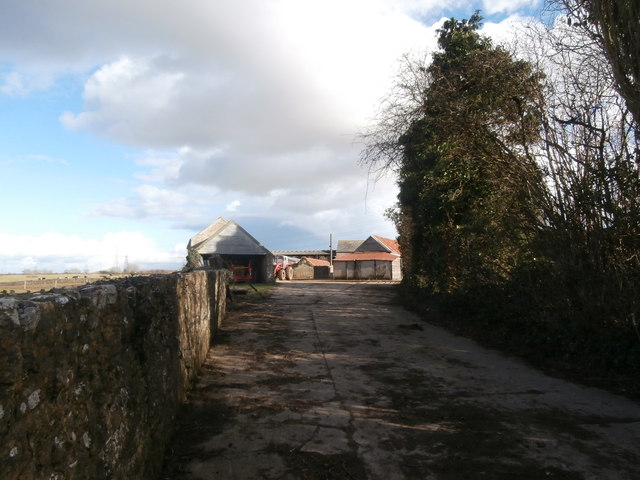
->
1, 273, 137, 294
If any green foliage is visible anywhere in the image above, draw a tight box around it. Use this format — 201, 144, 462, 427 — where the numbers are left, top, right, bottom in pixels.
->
397, 13, 545, 296
184, 247, 203, 270
366, 9, 640, 390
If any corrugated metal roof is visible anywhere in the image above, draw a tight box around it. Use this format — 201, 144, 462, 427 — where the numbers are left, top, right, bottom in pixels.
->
272, 250, 329, 256
333, 252, 398, 262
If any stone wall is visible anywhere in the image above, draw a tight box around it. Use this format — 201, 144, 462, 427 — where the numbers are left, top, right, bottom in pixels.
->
292, 263, 314, 280
0, 269, 228, 480
292, 263, 331, 280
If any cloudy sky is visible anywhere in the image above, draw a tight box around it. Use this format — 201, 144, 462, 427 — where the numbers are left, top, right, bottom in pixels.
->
0, 0, 542, 273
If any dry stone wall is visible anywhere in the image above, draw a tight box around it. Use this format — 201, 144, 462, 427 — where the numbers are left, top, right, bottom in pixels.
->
0, 269, 228, 480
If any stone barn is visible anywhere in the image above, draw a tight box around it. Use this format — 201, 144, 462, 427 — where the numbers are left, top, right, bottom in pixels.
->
292, 257, 331, 280
187, 218, 274, 282
333, 235, 402, 281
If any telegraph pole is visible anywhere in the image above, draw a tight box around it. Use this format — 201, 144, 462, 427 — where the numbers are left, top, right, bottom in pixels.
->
114, 246, 120, 273
329, 233, 333, 269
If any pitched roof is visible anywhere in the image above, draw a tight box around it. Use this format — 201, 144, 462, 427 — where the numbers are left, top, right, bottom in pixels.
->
189, 217, 270, 256
353, 235, 401, 256
300, 257, 331, 267
371, 235, 401, 255
188, 217, 229, 249
333, 252, 399, 262
337, 240, 364, 253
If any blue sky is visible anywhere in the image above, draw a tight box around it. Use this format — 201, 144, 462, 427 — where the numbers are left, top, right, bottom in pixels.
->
0, 0, 543, 273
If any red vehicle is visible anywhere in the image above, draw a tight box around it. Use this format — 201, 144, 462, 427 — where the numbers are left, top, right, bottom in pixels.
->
228, 260, 253, 283
273, 255, 298, 280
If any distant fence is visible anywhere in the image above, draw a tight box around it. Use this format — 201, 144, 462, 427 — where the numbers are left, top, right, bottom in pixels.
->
0, 275, 129, 294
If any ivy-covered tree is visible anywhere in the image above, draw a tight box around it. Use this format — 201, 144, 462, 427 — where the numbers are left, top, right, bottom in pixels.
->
361, 8, 640, 384
392, 13, 546, 296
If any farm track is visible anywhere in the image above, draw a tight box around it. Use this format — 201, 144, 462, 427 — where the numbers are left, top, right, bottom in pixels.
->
161, 281, 640, 479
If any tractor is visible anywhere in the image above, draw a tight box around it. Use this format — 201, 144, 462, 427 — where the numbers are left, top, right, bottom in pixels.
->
273, 255, 298, 280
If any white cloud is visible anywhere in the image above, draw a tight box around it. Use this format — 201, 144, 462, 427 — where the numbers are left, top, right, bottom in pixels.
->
0, 232, 183, 273
286, 175, 399, 239
0, 70, 30, 96
60, 56, 189, 146
89, 184, 193, 220
0, 1, 545, 266
66, 4, 529, 240
53, 2, 436, 155
482, 0, 540, 15
481, 13, 536, 44
226, 200, 241, 212
131, 149, 184, 183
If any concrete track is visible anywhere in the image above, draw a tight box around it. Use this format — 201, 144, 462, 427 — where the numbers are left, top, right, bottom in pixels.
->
161, 281, 640, 479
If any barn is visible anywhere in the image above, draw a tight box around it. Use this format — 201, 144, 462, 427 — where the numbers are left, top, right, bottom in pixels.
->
292, 257, 332, 280
187, 218, 274, 282
333, 235, 402, 281
336, 239, 364, 255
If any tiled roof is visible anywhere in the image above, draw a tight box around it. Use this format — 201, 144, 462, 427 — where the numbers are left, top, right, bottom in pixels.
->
333, 252, 398, 262
301, 257, 331, 267
336, 240, 364, 253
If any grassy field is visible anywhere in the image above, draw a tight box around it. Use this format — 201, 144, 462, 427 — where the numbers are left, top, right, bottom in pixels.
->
0, 272, 270, 296
1, 273, 138, 294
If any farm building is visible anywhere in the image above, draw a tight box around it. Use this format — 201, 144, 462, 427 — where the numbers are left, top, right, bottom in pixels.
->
187, 217, 274, 282
336, 240, 364, 255
333, 235, 402, 281
292, 257, 332, 280
272, 250, 333, 262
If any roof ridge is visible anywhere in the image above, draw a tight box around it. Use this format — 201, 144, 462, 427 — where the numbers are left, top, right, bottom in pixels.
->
371, 235, 400, 255
188, 217, 229, 249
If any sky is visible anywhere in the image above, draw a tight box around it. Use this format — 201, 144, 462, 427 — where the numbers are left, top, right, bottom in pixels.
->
0, 0, 543, 273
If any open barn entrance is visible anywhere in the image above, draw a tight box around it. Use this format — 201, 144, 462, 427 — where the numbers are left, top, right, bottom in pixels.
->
202, 253, 270, 283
